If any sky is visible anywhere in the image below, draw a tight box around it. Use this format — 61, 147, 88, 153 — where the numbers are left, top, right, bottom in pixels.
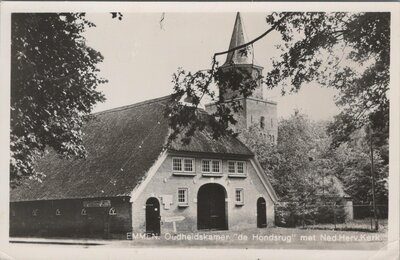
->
83, 12, 340, 121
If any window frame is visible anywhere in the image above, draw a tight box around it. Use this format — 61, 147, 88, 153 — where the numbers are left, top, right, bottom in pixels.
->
228, 161, 236, 173
109, 207, 117, 216
260, 116, 265, 129
172, 157, 195, 175
235, 188, 244, 205
227, 160, 247, 177
236, 161, 245, 174
201, 159, 222, 176
201, 159, 211, 173
32, 209, 39, 217
177, 187, 189, 207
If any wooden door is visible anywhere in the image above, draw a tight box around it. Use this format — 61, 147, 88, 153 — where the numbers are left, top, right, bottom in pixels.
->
257, 197, 267, 228
197, 184, 227, 230
146, 197, 160, 236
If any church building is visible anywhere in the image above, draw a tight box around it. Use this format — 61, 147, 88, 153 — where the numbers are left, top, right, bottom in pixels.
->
10, 13, 279, 239
205, 13, 277, 143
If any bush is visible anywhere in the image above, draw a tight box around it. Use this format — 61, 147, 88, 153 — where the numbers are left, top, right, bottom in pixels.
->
275, 203, 302, 227
275, 201, 347, 227
314, 205, 346, 224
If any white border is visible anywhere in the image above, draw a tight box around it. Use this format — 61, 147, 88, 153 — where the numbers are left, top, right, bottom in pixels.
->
0, 2, 398, 260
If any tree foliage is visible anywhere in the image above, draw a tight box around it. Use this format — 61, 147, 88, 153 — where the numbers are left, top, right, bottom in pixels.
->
241, 113, 388, 224
165, 15, 287, 145
164, 66, 260, 144
167, 12, 390, 147
265, 12, 389, 146
240, 113, 342, 203
331, 129, 388, 205
242, 112, 388, 225
240, 113, 348, 226
10, 13, 107, 186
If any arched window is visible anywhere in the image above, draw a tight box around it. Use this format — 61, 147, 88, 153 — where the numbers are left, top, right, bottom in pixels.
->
81, 208, 87, 216
55, 209, 61, 216
260, 116, 265, 129
109, 207, 117, 216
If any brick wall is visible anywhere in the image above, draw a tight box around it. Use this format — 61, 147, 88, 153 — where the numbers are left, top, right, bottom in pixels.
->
10, 197, 131, 239
245, 98, 278, 142
205, 98, 278, 144
205, 99, 248, 134
131, 153, 275, 234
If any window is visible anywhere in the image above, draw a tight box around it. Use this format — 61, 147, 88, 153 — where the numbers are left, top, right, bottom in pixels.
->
172, 158, 182, 171
235, 189, 244, 205
55, 209, 61, 216
109, 207, 117, 216
177, 188, 188, 206
271, 118, 274, 127
228, 161, 246, 176
237, 162, 245, 174
202, 160, 210, 172
11, 210, 15, 217
81, 208, 87, 216
201, 159, 221, 174
184, 159, 193, 172
228, 161, 236, 173
260, 116, 265, 129
32, 209, 38, 217
172, 157, 194, 173
212, 160, 221, 173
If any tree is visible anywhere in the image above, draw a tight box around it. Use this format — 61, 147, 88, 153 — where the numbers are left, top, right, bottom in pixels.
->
263, 12, 389, 226
332, 129, 388, 207
240, 113, 346, 226
166, 12, 390, 147
265, 12, 389, 146
10, 13, 108, 186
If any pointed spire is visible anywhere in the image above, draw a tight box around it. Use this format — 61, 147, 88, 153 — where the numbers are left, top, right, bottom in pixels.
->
224, 12, 254, 66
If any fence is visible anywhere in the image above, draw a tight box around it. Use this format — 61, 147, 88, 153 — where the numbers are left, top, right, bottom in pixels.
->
275, 203, 388, 232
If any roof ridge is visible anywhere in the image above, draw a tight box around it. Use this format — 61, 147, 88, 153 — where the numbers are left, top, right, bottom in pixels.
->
93, 95, 172, 116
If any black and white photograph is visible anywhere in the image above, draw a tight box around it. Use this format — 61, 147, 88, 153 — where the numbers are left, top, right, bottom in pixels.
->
0, 2, 398, 260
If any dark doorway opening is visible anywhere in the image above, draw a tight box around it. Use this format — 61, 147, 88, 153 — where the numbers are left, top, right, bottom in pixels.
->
145, 197, 160, 236
257, 197, 267, 228
197, 183, 227, 230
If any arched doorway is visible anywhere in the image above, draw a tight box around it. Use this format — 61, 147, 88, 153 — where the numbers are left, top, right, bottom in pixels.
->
257, 197, 267, 228
146, 197, 160, 236
197, 183, 228, 230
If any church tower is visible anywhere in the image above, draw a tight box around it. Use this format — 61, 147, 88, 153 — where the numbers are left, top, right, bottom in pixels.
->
205, 12, 278, 143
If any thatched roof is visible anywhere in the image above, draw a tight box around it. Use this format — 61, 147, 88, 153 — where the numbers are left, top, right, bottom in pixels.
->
10, 95, 253, 202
